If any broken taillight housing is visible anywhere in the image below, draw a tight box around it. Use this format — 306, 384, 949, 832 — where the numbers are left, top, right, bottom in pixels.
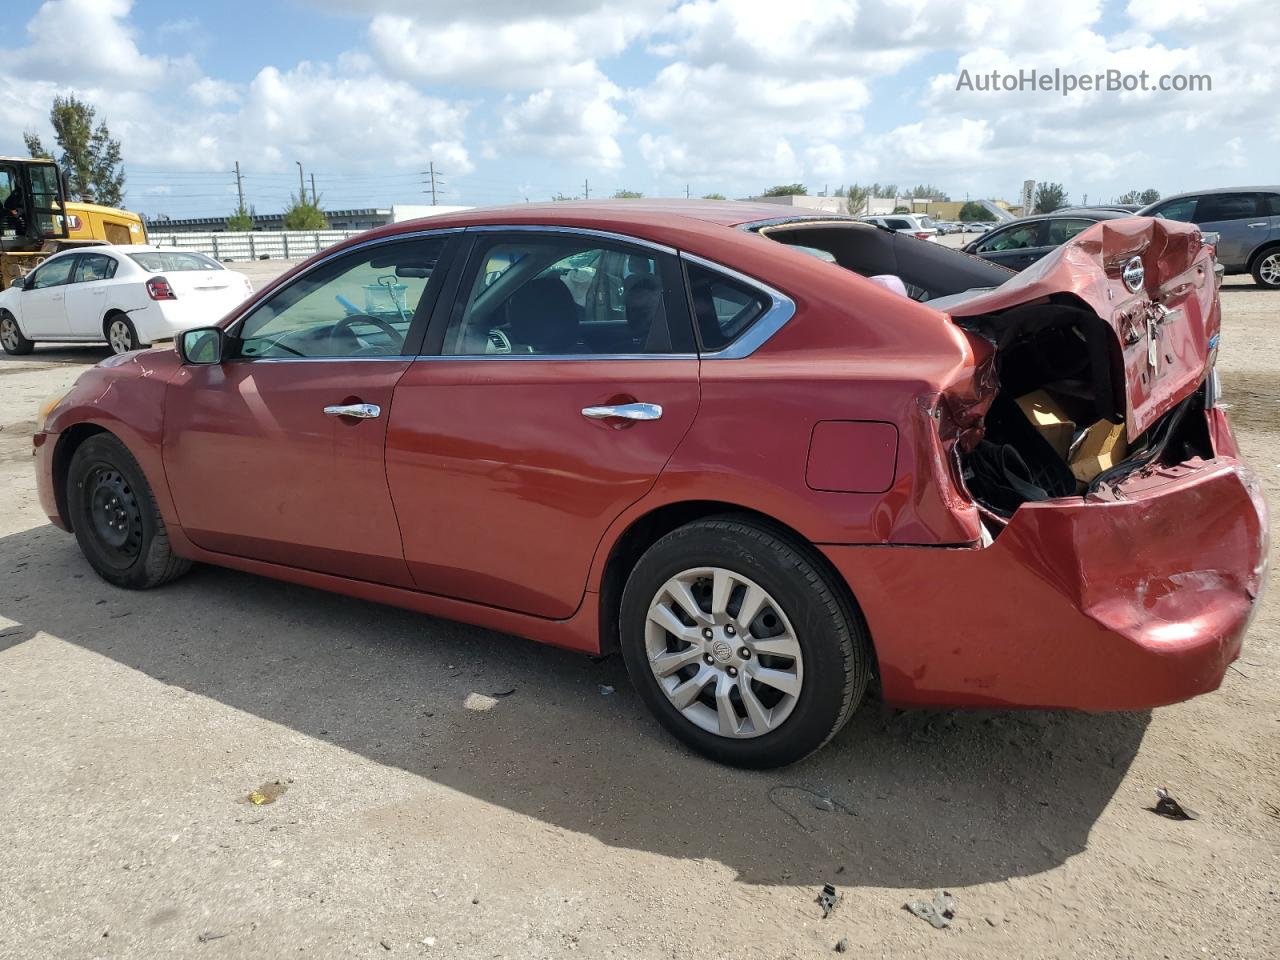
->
146, 276, 177, 300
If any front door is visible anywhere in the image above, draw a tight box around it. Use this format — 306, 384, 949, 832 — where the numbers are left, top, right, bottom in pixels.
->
973, 220, 1047, 271
163, 235, 454, 586
18, 253, 76, 336
386, 230, 701, 619
1194, 192, 1269, 268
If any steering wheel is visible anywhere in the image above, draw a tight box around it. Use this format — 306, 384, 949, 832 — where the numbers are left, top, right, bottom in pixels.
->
327, 313, 404, 355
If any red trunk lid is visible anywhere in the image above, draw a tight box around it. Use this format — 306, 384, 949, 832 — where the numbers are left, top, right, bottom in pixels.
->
946, 218, 1219, 440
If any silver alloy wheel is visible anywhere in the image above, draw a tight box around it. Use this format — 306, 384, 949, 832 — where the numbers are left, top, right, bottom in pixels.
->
645, 566, 804, 739
0, 317, 18, 352
1260, 252, 1280, 287
107, 318, 133, 354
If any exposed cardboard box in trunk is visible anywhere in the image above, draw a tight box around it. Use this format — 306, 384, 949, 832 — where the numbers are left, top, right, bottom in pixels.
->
1070, 420, 1129, 483
1015, 391, 1076, 460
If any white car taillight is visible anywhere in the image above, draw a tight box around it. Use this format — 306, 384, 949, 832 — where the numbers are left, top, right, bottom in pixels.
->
146, 276, 177, 300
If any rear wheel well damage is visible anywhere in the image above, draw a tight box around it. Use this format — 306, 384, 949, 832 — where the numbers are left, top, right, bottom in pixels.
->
595, 500, 878, 682
52, 423, 110, 531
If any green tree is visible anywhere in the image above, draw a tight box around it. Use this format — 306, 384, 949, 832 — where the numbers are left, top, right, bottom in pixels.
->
762, 183, 807, 197
701, 192, 726, 200
844, 183, 870, 216
907, 183, 948, 200
43, 95, 126, 207
1117, 188, 1161, 205
958, 200, 987, 221
226, 203, 255, 231
612, 188, 644, 199
1033, 182, 1068, 214
892, 205, 911, 214
23, 133, 51, 159
282, 192, 328, 230
551, 192, 578, 201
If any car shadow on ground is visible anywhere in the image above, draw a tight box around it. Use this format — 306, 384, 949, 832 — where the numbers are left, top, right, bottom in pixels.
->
0, 523, 1149, 890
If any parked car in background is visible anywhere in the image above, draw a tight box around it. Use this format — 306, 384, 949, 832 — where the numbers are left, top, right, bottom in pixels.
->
1058, 204, 1142, 214
962, 209, 1133, 271
32, 201, 1265, 767
1138, 187, 1280, 288
859, 213, 938, 241
0, 245, 253, 356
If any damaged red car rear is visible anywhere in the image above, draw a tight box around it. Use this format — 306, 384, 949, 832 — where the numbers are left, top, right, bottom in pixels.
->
33, 201, 1268, 768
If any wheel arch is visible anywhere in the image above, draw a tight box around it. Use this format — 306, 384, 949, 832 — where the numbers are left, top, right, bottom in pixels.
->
101, 307, 130, 337
51, 422, 111, 532
1246, 240, 1280, 273
594, 499, 877, 677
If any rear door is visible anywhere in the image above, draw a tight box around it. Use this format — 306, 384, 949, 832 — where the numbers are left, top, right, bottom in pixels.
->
64, 251, 118, 337
385, 229, 700, 619
1194, 192, 1267, 269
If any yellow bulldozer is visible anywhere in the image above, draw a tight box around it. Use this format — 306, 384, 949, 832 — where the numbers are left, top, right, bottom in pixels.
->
1, 155, 147, 290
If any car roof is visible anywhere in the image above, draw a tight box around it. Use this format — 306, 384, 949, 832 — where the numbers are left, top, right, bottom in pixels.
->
1152, 185, 1280, 202
995, 209, 1131, 226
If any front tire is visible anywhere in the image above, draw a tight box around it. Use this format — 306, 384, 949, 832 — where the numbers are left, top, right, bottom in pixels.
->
1252, 249, 1280, 289
104, 313, 141, 354
0, 310, 34, 355
619, 517, 872, 768
67, 433, 191, 589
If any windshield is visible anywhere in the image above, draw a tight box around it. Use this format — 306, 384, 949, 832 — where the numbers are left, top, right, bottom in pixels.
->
129, 251, 222, 272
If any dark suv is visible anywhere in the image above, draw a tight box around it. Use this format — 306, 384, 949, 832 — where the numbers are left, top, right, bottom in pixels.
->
1139, 187, 1280, 288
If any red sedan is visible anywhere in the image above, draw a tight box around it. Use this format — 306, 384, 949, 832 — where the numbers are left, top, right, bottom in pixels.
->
33, 201, 1268, 767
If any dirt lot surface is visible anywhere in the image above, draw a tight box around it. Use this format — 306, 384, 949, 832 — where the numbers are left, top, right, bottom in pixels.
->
1, 267, 1276, 959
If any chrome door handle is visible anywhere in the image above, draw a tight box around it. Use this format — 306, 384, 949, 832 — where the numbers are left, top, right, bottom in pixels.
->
1248, 222, 1269, 228
323, 402, 381, 419
581, 402, 663, 421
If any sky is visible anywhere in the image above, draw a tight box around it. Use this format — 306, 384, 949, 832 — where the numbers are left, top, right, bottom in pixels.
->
1, 0, 1275, 219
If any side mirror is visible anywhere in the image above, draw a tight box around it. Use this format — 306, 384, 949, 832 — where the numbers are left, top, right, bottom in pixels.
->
178, 327, 223, 365
22, 275, 35, 291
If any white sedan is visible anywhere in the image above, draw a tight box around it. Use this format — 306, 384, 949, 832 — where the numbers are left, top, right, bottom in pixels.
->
0, 245, 253, 356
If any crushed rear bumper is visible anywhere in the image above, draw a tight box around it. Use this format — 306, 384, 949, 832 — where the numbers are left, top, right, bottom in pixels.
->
824, 407, 1268, 710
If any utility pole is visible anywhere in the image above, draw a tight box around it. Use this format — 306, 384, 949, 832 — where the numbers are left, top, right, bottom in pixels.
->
310, 173, 318, 206
685, 184, 690, 199
583, 178, 589, 200
234, 161, 245, 211
296, 161, 305, 203
422, 162, 443, 205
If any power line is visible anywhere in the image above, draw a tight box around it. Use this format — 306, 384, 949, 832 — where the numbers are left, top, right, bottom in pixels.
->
421, 162, 444, 205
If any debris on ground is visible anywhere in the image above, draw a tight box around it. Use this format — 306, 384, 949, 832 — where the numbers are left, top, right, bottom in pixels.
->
490, 688, 517, 698
905, 890, 957, 929
834, 936, 850, 952
985, 912, 1006, 927
811, 796, 836, 812
767, 785, 856, 831
246, 781, 287, 806
817, 883, 841, 918
197, 931, 228, 943
598, 684, 615, 695
380, 940, 391, 951
463, 692, 499, 711
1152, 786, 1200, 820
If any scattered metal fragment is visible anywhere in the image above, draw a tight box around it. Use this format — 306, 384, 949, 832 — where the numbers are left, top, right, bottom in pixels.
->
246, 781, 287, 806
834, 936, 850, 952
905, 890, 957, 929
817, 883, 841, 918
768, 785, 857, 831
598, 684, 615, 695
1152, 786, 1200, 821
380, 940, 391, 951
490, 688, 517, 698
197, 931, 229, 943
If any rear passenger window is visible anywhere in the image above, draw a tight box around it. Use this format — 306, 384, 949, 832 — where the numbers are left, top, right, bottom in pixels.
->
441, 234, 694, 356
1196, 194, 1260, 222
73, 253, 117, 283
1045, 218, 1095, 244
685, 262, 771, 352
1264, 194, 1280, 217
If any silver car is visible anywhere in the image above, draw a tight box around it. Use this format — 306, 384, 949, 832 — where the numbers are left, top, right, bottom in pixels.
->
1139, 187, 1280, 288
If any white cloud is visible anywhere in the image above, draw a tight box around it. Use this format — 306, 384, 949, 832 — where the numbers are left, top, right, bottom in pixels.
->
497, 75, 625, 169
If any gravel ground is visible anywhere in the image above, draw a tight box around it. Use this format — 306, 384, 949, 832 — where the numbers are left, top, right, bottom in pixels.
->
0, 264, 1276, 960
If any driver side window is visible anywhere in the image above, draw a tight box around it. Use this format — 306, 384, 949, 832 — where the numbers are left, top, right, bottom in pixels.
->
236, 237, 447, 359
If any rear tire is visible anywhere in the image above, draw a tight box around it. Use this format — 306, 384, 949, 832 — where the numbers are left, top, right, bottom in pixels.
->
104, 313, 141, 354
1252, 248, 1280, 289
619, 517, 872, 768
67, 433, 191, 589
0, 310, 34, 355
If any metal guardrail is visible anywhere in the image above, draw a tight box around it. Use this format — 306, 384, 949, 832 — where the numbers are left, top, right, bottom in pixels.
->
147, 230, 367, 261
